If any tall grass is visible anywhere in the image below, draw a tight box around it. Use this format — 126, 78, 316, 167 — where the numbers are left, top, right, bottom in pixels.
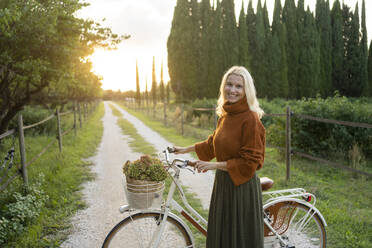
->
0, 103, 104, 247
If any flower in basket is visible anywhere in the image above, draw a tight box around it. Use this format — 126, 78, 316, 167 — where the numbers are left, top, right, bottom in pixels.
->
122, 155, 167, 182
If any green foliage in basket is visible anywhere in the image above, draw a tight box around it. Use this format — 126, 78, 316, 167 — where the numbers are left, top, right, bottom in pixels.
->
123, 155, 167, 182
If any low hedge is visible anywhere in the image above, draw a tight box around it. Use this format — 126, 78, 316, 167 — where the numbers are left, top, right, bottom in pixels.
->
263, 95, 372, 163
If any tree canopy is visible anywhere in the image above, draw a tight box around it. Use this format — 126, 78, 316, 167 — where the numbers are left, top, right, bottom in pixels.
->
0, 0, 126, 133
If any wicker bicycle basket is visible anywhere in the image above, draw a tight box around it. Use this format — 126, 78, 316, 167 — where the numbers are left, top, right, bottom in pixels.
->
123, 176, 165, 209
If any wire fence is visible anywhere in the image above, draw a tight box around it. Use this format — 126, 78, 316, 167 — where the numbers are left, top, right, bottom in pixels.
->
123, 99, 372, 179
0, 101, 99, 192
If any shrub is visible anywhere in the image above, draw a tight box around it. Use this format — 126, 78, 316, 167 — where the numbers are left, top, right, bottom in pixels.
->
0, 173, 49, 245
290, 95, 372, 161
260, 95, 372, 165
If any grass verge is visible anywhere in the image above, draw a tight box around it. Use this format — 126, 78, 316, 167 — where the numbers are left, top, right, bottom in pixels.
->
109, 104, 208, 247
118, 102, 372, 248
110, 104, 156, 155
0, 103, 104, 247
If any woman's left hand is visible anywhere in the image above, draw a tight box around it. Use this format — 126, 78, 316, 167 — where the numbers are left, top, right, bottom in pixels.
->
194, 161, 227, 173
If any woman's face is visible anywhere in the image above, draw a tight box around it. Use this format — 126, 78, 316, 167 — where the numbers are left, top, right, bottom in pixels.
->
224, 74, 245, 103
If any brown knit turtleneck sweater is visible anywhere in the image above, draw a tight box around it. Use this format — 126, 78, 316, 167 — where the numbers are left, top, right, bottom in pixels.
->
194, 96, 266, 186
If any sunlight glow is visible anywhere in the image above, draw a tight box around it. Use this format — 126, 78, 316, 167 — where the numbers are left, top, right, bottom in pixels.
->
89, 44, 170, 92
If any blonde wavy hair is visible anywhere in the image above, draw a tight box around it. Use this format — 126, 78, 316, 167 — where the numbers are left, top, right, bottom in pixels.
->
216, 66, 264, 119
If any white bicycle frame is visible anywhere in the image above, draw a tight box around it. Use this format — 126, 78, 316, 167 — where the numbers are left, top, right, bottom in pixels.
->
118, 149, 327, 248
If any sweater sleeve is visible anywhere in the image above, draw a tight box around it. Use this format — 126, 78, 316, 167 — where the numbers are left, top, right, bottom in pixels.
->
227, 117, 266, 186
194, 131, 216, 161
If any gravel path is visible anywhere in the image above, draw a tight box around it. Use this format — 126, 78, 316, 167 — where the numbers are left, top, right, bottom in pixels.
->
61, 102, 214, 247
110, 102, 215, 209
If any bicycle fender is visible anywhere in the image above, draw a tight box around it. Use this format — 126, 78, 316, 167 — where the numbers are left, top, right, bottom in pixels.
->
263, 198, 327, 228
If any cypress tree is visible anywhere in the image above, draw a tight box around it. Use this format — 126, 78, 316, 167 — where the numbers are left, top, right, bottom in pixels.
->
368, 41, 372, 96
298, 7, 321, 97
151, 56, 157, 106
159, 61, 165, 103
200, 0, 212, 98
145, 77, 149, 108
136, 60, 141, 107
238, 2, 249, 68
272, 0, 289, 98
167, 0, 197, 101
297, 0, 306, 96
267, 32, 282, 99
221, 0, 239, 69
283, 0, 300, 98
253, 0, 266, 96
208, 1, 224, 97
297, 0, 305, 43
190, 0, 202, 99
342, 3, 362, 97
331, 0, 343, 94
316, 0, 333, 96
262, 1, 270, 40
166, 81, 170, 104
351, 3, 362, 96
262, 1, 271, 97
279, 23, 289, 98
360, 0, 368, 95
272, 0, 282, 35
246, 0, 256, 74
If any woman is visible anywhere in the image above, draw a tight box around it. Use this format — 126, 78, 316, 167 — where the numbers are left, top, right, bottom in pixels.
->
175, 66, 266, 247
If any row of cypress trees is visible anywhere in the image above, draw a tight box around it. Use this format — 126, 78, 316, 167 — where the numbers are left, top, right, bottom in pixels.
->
135, 57, 170, 107
167, 0, 372, 100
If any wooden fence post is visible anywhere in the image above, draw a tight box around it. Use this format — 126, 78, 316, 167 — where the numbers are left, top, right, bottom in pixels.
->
73, 101, 77, 136
163, 102, 167, 126
56, 109, 62, 153
286, 106, 292, 181
78, 102, 82, 128
181, 103, 184, 136
17, 114, 28, 188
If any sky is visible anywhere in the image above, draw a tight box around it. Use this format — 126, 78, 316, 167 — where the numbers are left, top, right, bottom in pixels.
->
78, 0, 372, 92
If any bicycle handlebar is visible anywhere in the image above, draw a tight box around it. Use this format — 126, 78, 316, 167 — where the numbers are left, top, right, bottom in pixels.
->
164, 147, 196, 172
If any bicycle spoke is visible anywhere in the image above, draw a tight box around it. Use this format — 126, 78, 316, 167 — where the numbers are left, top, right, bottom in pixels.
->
104, 212, 192, 248
264, 203, 325, 248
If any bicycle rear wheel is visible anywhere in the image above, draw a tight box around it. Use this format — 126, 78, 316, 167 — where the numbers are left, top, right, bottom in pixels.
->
102, 212, 193, 248
264, 201, 326, 248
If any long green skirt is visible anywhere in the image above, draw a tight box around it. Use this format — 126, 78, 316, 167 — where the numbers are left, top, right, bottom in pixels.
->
206, 170, 264, 248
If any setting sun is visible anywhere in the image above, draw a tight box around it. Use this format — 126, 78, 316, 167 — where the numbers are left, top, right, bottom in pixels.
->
89, 44, 170, 93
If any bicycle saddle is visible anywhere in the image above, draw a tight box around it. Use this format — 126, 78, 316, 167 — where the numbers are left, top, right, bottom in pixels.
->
260, 177, 274, 191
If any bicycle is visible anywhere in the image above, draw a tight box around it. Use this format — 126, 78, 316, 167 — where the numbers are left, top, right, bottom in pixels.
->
102, 147, 327, 248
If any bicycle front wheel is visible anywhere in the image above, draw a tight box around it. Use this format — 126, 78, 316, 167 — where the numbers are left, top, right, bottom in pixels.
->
264, 201, 326, 248
102, 211, 193, 248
